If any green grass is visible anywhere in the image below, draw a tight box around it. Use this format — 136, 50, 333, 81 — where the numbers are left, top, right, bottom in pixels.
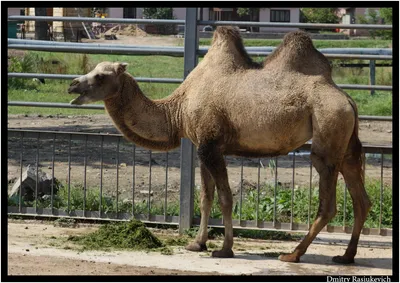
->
8, 177, 392, 230
196, 38, 392, 48
67, 219, 164, 251
8, 40, 392, 116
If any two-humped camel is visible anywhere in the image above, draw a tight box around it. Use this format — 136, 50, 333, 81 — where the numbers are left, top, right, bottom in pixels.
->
68, 26, 371, 264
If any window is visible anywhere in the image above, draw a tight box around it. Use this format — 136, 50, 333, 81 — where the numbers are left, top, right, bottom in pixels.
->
270, 10, 290, 22
123, 8, 136, 18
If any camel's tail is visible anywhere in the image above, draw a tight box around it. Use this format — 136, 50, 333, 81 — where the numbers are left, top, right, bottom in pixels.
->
343, 96, 364, 183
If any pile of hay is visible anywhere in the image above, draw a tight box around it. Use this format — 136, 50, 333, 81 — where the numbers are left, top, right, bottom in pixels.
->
68, 219, 163, 250
105, 24, 148, 37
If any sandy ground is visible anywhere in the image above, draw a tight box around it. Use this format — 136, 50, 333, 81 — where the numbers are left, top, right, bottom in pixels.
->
7, 219, 393, 276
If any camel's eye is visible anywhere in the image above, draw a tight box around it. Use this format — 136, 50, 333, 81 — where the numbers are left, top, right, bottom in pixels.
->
95, 74, 105, 81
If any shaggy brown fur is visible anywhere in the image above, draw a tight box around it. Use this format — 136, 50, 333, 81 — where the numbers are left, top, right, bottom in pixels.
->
68, 27, 371, 264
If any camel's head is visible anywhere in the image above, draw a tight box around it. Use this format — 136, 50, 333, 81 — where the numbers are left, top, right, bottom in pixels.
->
68, 61, 128, 105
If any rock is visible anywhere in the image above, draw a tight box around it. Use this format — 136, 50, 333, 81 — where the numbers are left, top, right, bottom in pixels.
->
9, 165, 59, 201
139, 190, 153, 196
387, 130, 392, 133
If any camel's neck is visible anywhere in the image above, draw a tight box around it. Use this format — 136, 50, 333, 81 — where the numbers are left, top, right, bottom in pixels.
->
104, 74, 181, 151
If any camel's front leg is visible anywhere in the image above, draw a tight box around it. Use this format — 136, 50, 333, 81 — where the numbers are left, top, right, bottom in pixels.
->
186, 163, 215, 252
196, 141, 234, 258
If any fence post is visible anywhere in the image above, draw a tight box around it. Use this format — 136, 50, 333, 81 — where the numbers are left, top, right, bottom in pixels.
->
369, 60, 376, 95
179, 8, 198, 234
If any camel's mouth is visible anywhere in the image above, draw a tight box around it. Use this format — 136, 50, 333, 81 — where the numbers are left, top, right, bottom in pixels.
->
69, 92, 88, 105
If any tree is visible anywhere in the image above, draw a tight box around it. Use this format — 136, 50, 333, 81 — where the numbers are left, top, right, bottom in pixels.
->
301, 8, 340, 24
357, 8, 392, 39
380, 8, 392, 24
236, 8, 260, 32
142, 8, 175, 35
142, 8, 173, 20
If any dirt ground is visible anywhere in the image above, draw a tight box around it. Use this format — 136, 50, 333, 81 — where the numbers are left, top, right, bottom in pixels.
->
7, 115, 392, 206
82, 34, 184, 46
7, 219, 393, 276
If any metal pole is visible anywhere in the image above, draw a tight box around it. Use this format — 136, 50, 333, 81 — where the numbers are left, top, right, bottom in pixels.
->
370, 60, 376, 95
179, 7, 198, 234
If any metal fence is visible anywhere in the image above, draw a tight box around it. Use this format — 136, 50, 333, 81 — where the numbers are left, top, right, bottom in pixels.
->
8, 8, 393, 236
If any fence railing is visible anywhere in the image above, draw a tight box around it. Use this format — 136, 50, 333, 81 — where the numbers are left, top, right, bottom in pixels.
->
8, 9, 393, 235
7, 129, 392, 236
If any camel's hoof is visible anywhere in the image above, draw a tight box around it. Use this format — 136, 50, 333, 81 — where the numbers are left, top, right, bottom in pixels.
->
278, 253, 300, 263
185, 242, 207, 252
332, 255, 355, 264
211, 249, 234, 258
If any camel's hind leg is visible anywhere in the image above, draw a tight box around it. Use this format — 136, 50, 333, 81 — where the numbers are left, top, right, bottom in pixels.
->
333, 137, 372, 264
186, 163, 215, 252
279, 147, 341, 263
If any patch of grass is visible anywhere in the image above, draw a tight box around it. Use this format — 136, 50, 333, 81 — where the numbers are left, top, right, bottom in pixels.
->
159, 246, 174, 255
8, 50, 392, 116
68, 219, 164, 251
12, 176, 392, 234
196, 38, 392, 48
162, 236, 189, 246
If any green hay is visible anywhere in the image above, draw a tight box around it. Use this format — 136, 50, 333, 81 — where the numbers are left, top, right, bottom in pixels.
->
68, 219, 163, 251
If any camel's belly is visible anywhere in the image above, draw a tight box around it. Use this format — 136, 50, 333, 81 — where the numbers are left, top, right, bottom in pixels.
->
231, 115, 312, 156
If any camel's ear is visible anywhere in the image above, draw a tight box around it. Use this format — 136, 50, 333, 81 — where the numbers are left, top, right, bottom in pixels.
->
116, 62, 128, 75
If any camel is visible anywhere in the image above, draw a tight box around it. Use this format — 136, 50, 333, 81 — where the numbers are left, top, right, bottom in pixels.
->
68, 26, 371, 264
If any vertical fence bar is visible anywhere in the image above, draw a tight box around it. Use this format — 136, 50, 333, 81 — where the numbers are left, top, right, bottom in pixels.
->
148, 150, 152, 220
343, 185, 347, 231
379, 150, 384, 234
67, 134, 71, 214
164, 151, 169, 221
256, 158, 261, 226
308, 160, 312, 229
19, 132, 24, 212
273, 157, 278, 227
179, 7, 198, 234
116, 138, 120, 218
239, 157, 243, 222
51, 134, 55, 212
369, 60, 376, 95
83, 135, 87, 216
132, 144, 136, 216
291, 152, 295, 230
35, 134, 39, 212
362, 152, 366, 185
99, 136, 104, 217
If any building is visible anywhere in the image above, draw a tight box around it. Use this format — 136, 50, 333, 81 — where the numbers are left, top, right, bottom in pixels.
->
13, 7, 301, 40
106, 7, 300, 33
22, 7, 92, 40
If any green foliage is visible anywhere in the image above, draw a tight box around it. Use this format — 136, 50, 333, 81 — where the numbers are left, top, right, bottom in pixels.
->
143, 8, 173, 19
357, 8, 392, 39
237, 8, 260, 17
8, 53, 38, 90
142, 8, 175, 34
68, 219, 164, 250
380, 8, 392, 24
301, 8, 340, 24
